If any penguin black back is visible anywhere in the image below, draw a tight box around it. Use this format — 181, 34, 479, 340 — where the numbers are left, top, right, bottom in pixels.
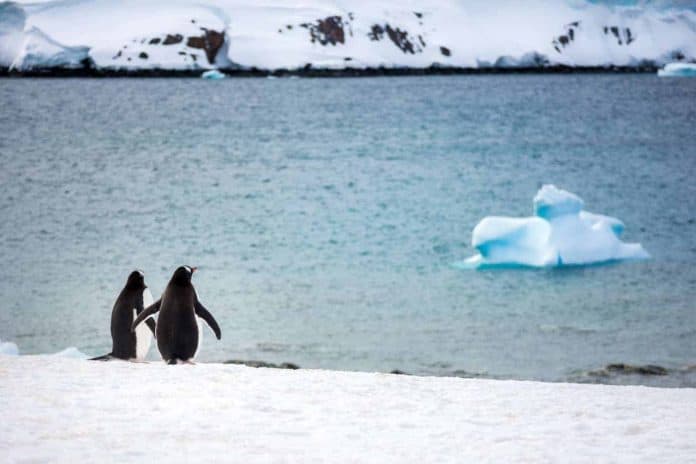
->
132, 266, 221, 364
91, 270, 156, 361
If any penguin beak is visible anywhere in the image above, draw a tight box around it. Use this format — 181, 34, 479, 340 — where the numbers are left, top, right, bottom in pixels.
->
190, 266, 197, 274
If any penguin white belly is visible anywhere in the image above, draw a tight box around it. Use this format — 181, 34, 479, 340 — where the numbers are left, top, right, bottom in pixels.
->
192, 287, 202, 360
193, 314, 202, 359
133, 288, 154, 361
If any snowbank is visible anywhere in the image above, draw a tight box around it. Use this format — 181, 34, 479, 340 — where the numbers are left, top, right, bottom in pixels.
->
1, 355, 695, 463
462, 185, 649, 268
1, 0, 695, 72
0, 338, 19, 356
658, 62, 696, 77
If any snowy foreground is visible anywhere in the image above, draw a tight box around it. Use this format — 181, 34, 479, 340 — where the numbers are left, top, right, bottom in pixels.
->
2, 356, 696, 463
1, 0, 696, 72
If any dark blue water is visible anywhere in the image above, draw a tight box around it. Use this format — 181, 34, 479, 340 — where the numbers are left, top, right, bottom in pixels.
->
1, 75, 695, 385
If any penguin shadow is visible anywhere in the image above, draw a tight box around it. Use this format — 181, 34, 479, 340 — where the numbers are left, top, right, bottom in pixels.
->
90, 266, 222, 365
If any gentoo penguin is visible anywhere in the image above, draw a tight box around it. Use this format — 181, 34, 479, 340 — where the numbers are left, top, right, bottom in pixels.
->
90, 270, 157, 361
132, 266, 221, 364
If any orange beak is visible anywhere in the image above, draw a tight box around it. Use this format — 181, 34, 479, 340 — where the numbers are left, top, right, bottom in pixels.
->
191, 266, 197, 273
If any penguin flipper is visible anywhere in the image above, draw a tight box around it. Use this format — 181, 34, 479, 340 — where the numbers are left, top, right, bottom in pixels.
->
145, 317, 157, 338
89, 353, 113, 361
131, 299, 161, 332
194, 300, 222, 340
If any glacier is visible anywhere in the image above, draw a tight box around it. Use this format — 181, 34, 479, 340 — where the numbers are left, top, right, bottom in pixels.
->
1, 0, 696, 72
462, 185, 649, 269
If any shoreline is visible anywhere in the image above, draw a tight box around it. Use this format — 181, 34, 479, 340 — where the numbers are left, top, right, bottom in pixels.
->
2, 355, 695, 463
0, 65, 661, 78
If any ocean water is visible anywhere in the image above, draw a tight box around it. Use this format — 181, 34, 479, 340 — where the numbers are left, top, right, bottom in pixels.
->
0, 75, 695, 386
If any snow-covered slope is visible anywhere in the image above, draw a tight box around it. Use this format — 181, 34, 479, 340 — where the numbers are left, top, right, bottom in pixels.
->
2, 355, 696, 463
1, 0, 695, 72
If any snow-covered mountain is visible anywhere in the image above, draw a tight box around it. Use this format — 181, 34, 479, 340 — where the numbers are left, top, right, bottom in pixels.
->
1, 0, 695, 72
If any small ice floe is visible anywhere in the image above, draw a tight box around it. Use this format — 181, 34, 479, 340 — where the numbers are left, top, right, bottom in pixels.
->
657, 62, 696, 77
200, 69, 226, 80
0, 338, 19, 356
52, 347, 88, 359
459, 184, 649, 269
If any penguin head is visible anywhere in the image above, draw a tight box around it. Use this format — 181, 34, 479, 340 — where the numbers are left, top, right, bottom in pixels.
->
125, 270, 146, 289
171, 265, 197, 286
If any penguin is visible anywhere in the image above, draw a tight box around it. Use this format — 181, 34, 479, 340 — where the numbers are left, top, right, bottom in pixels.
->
90, 270, 157, 361
132, 266, 221, 364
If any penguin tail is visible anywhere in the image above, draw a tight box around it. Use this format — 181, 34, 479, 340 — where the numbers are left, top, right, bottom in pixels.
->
89, 353, 114, 361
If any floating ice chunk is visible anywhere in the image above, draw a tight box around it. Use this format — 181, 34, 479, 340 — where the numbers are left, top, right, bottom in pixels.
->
657, 62, 696, 77
534, 184, 584, 219
0, 338, 19, 356
52, 347, 88, 359
201, 69, 226, 79
463, 185, 649, 269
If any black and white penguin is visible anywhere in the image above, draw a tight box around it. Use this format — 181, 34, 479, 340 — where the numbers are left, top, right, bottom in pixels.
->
132, 266, 221, 364
90, 270, 157, 361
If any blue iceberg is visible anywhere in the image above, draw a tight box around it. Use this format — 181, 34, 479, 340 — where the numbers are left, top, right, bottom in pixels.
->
657, 62, 696, 77
201, 69, 226, 80
462, 185, 649, 269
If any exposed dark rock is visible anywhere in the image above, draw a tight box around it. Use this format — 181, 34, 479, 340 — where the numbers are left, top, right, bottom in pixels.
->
589, 363, 669, 377
626, 28, 634, 44
178, 51, 186, 55
607, 363, 668, 376
390, 369, 410, 375
414, 12, 423, 18
386, 25, 416, 54
672, 50, 685, 60
149, 38, 161, 45
610, 26, 621, 44
3, 63, 665, 78
440, 46, 451, 57
300, 15, 345, 46
368, 23, 423, 54
163, 34, 183, 45
113, 50, 122, 59
190, 54, 197, 61
553, 21, 577, 53
186, 28, 225, 64
224, 359, 300, 370
368, 24, 384, 41
139, 52, 148, 59
344, 57, 353, 61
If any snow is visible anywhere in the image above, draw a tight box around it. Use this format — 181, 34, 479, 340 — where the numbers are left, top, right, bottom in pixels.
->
1, 0, 695, 71
51, 346, 89, 359
463, 185, 649, 268
1, 355, 695, 463
658, 61, 696, 76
